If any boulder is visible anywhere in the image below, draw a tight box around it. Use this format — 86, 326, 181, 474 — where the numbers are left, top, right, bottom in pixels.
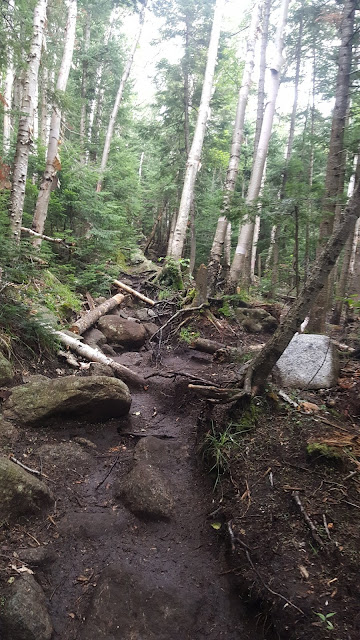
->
81, 564, 200, 640
0, 457, 53, 521
97, 315, 146, 348
1, 574, 53, 640
273, 334, 340, 389
3, 375, 131, 424
82, 328, 107, 348
235, 308, 278, 334
143, 321, 159, 337
0, 417, 19, 448
88, 362, 115, 377
0, 352, 14, 386
114, 461, 174, 520
17, 546, 56, 568
134, 436, 176, 470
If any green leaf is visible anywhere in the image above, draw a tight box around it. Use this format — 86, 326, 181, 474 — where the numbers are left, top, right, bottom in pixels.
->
211, 522, 222, 530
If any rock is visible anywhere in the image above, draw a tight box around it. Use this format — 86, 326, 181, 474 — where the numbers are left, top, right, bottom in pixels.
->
143, 321, 159, 337
81, 564, 200, 640
101, 343, 118, 357
114, 461, 174, 520
1, 574, 53, 640
134, 436, 176, 470
17, 546, 56, 568
133, 308, 151, 322
235, 307, 278, 334
0, 457, 53, 521
0, 352, 14, 386
73, 436, 97, 450
0, 417, 19, 448
22, 374, 49, 384
82, 328, 107, 348
37, 442, 92, 473
273, 334, 340, 389
3, 375, 131, 424
88, 362, 115, 377
98, 315, 147, 348
241, 317, 262, 333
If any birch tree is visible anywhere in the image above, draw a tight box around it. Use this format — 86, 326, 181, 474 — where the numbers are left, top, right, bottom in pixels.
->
96, 3, 147, 192
31, 0, 77, 247
228, 0, 290, 291
9, 0, 47, 241
207, 0, 262, 295
3, 0, 15, 154
167, 0, 225, 260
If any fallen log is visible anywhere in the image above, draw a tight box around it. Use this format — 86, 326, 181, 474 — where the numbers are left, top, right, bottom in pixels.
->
69, 293, 124, 334
55, 331, 145, 388
113, 279, 155, 306
21, 226, 73, 248
190, 337, 224, 354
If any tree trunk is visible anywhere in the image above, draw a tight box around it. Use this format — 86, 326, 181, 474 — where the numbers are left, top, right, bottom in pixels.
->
3, 0, 15, 154
253, 0, 271, 157
207, 0, 262, 293
80, 12, 91, 155
246, 173, 360, 395
229, 0, 290, 290
70, 293, 124, 334
308, 0, 355, 332
39, 64, 49, 148
31, 0, 77, 247
167, 0, 225, 260
96, 3, 147, 192
9, 0, 47, 241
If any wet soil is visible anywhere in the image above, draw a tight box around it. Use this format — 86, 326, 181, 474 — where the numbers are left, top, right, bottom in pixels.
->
0, 347, 266, 640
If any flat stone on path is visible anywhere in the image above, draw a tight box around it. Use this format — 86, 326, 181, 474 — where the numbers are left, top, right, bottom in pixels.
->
1, 574, 53, 640
273, 334, 340, 389
0, 457, 53, 521
3, 375, 131, 424
81, 564, 201, 640
114, 461, 174, 520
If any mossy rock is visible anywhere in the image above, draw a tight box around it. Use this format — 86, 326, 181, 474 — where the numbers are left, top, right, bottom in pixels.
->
0, 353, 14, 386
0, 457, 54, 521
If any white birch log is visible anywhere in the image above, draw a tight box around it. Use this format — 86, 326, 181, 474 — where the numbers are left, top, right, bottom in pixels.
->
55, 331, 145, 388
207, 1, 262, 292
31, 0, 77, 247
113, 280, 155, 306
229, 0, 290, 289
69, 293, 125, 334
96, 3, 147, 192
9, 0, 48, 241
168, 0, 225, 260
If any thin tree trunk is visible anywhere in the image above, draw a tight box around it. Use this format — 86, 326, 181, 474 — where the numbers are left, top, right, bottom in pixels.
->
96, 3, 147, 192
31, 0, 77, 247
207, 0, 262, 292
9, 0, 47, 241
39, 64, 49, 148
189, 201, 196, 275
3, 0, 15, 154
246, 171, 360, 395
253, 0, 271, 156
251, 215, 261, 282
229, 0, 290, 290
168, 0, 225, 260
308, 0, 355, 332
80, 12, 91, 155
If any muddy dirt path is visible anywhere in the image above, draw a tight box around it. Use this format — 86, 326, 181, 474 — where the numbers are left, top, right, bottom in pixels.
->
14, 349, 265, 639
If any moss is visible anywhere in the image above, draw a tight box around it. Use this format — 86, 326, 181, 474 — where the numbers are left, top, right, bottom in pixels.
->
307, 443, 341, 459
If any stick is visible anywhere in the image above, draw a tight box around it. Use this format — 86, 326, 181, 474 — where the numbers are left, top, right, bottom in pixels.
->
55, 331, 145, 388
9, 456, 42, 477
57, 349, 80, 368
69, 293, 124, 334
21, 227, 72, 248
150, 304, 208, 340
292, 491, 324, 547
113, 279, 155, 306
95, 455, 120, 490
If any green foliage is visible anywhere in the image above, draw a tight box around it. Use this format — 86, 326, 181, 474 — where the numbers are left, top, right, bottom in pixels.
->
315, 612, 336, 631
217, 301, 233, 318
179, 327, 200, 344
307, 443, 341, 460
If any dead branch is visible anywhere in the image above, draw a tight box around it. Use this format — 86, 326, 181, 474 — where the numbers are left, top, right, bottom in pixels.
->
55, 330, 145, 388
150, 303, 208, 340
69, 293, 124, 334
57, 349, 80, 368
113, 279, 155, 306
190, 337, 224, 354
9, 456, 42, 478
21, 227, 73, 248
292, 491, 324, 548
145, 370, 215, 386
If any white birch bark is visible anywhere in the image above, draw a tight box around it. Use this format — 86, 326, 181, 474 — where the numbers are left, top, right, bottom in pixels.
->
31, 0, 77, 246
80, 12, 91, 152
228, 0, 290, 289
39, 64, 49, 148
168, 0, 225, 260
96, 3, 147, 192
207, 1, 262, 291
3, 0, 15, 154
9, 0, 48, 241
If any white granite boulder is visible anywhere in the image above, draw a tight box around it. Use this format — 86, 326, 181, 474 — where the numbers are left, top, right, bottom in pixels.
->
273, 334, 339, 389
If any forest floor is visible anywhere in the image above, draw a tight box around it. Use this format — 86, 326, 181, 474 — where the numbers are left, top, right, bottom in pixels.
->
1, 296, 360, 639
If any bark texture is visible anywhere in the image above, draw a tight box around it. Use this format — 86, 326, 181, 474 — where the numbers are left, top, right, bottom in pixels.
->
3, 0, 15, 154
168, 0, 225, 260
31, 0, 77, 247
70, 294, 125, 334
9, 0, 47, 240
